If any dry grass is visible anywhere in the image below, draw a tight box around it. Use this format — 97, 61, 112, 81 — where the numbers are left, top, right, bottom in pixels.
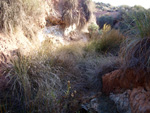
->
0, 0, 46, 39
0, 0, 128, 112
0, 41, 86, 112
0, 34, 123, 112
119, 10, 150, 70
0, 0, 23, 33
2, 48, 62, 112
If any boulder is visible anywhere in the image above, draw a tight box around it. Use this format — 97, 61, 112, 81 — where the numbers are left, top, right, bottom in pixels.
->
130, 87, 150, 113
102, 68, 150, 94
110, 90, 132, 113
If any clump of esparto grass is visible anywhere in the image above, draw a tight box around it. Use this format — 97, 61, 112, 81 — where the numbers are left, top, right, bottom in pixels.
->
120, 10, 150, 70
133, 10, 150, 38
1, 38, 63, 112
2, 49, 63, 112
120, 37, 150, 71
54, 43, 85, 64
117, 8, 150, 37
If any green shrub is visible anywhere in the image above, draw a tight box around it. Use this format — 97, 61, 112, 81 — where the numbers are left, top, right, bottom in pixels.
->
87, 25, 124, 54
88, 23, 99, 38
132, 5, 146, 12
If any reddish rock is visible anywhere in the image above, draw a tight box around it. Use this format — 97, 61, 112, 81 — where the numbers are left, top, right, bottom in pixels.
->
102, 69, 150, 94
130, 87, 150, 113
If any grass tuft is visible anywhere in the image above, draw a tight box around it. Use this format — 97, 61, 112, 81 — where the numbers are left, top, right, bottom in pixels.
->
120, 37, 150, 70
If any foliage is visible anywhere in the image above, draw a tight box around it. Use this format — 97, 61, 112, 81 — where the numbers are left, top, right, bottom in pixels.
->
120, 37, 150, 71
133, 10, 150, 38
132, 5, 146, 12
88, 23, 99, 38
119, 7, 150, 73
117, 8, 150, 37
87, 25, 124, 53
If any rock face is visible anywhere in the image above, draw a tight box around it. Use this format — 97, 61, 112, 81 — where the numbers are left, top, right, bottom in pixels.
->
45, 0, 92, 28
102, 68, 150, 113
130, 87, 150, 113
102, 69, 150, 95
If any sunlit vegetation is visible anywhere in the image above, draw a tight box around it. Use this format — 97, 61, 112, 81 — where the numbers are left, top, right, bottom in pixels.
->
0, 0, 46, 40
0, 0, 150, 112
86, 24, 125, 54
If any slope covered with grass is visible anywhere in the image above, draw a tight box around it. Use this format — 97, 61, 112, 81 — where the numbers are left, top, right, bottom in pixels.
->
0, 0, 150, 113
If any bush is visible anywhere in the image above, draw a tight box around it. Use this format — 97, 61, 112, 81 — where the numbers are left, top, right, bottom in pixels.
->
88, 23, 99, 38
87, 25, 125, 54
132, 5, 146, 12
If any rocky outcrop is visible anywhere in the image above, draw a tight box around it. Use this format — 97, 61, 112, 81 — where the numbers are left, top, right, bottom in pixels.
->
102, 68, 150, 113
102, 68, 150, 95
45, 0, 93, 30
